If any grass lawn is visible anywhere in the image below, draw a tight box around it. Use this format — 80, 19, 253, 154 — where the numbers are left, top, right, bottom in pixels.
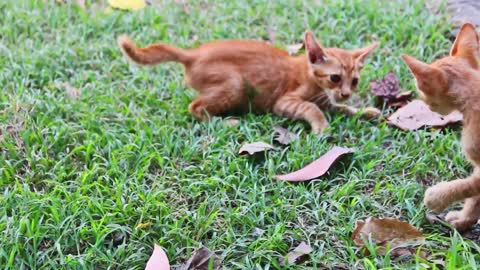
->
1, 0, 480, 269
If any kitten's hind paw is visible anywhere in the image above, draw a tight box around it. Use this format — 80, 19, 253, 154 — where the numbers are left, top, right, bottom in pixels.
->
424, 182, 455, 213
361, 107, 381, 119
445, 210, 478, 231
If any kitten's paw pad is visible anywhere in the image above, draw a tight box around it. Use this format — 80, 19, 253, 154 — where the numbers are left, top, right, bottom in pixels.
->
424, 183, 454, 213
362, 107, 381, 119
445, 211, 477, 231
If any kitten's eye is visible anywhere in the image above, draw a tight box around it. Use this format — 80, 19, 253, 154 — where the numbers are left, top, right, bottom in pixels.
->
330, 74, 341, 83
352, 78, 359, 87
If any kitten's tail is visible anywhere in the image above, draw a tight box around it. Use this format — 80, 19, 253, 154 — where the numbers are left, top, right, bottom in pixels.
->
117, 35, 191, 65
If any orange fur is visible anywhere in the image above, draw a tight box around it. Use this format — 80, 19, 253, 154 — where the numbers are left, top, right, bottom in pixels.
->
118, 32, 379, 133
402, 23, 480, 231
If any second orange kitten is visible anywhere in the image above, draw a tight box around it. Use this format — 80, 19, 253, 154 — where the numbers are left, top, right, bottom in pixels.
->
402, 23, 480, 231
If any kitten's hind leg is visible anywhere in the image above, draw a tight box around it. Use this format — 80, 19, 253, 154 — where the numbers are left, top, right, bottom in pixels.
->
188, 80, 245, 120
445, 195, 480, 231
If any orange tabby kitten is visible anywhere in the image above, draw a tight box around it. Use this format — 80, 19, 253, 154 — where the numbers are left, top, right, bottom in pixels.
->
402, 23, 480, 231
118, 32, 380, 133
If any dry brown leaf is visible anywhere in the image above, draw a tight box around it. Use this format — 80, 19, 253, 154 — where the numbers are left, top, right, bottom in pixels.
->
275, 146, 355, 182
286, 43, 304, 55
387, 100, 463, 130
370, 72, 412, 109
238, 141, 274, 155
352, 217, 425, 257
385, 91, 413, 109
178, 247, 221, 270
273, 126, 298, 145
279, 241, 313, 266
145, 244, 170, 270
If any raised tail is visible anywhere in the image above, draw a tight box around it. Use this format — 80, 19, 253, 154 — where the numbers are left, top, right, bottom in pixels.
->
117, 35, 191, 65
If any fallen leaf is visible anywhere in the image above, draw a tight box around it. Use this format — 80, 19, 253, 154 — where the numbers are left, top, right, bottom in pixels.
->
135, 221, 153, 230
352, 217, 425, 257
387, 91, 413, 109
286, 43, 304, 55
178, 247, 221, 270
108, 0, 145, 11
275, 146, 355, 182
145, 244, 170, 270
370, 72, 401, 98
387, 100, 463, 131
370, 72, 412, 108
279, 241, 313, 266
238, 141, 274, 155
273, 126, 298, 145
267, 27, 276, 44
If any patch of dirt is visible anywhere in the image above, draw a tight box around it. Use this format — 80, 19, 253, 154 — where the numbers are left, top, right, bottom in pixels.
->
428, 0, 480, 38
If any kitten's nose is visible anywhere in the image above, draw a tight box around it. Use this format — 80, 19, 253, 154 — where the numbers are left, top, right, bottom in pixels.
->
341, 92, 351, 98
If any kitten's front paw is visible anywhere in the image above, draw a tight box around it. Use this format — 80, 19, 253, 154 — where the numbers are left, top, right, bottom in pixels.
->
311, 122, 328, 134
188, 100, 207, 120
424, 182, 455, 213
445, 210, 478, 231
361, 107, 381, 119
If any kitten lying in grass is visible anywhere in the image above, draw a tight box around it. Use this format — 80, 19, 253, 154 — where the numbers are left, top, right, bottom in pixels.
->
118, 32, 380, 133
402, 23, 480, 231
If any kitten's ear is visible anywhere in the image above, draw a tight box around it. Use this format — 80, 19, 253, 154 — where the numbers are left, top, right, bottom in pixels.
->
401, 54, 446, 95
450, 22, 480, 67
304, 31, 327, 64
353, 42, 378, 67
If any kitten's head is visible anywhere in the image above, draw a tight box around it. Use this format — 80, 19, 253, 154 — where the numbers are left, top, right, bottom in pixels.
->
304, 31, 378, 102
402, 23, 480, 115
